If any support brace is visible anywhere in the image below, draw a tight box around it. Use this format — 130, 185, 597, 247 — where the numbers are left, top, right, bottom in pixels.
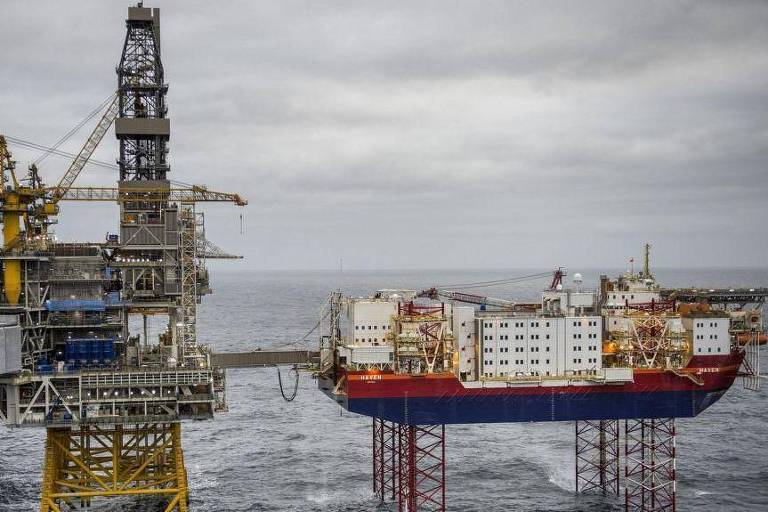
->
575, 419, 620, 495
624, 418, 676, 512
372, 419, 446, 512
40, 423, 189, 511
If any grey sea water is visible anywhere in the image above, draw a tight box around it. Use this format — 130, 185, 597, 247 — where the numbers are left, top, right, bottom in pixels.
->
1, 268, 767, 511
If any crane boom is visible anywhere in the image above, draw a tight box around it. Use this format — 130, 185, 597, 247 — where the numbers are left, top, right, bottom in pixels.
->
52, 185, 247, 206
50, 94, 119, 202
419, 288, 518, 309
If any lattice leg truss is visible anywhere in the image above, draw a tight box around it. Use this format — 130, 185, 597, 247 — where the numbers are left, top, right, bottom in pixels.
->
373, 418, 398, 502
624, 419, 676, 512
397, 424, 445, 512
576, 420, 620, 495
39, 423, 189, 511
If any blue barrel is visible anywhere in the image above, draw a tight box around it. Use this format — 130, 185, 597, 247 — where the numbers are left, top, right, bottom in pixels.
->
78, 341, 89, 365
65, 341, 76, 364
101, 339, 115, 363
89, 340, 101, 364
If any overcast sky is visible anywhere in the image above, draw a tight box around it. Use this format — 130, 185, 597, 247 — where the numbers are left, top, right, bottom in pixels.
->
1, 1, 766, 270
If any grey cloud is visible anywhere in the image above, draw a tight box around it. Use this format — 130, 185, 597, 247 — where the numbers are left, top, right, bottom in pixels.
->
1, 0, 766, 270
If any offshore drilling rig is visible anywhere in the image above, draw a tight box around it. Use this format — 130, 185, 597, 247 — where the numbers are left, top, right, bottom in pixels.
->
0, 4, 245, 511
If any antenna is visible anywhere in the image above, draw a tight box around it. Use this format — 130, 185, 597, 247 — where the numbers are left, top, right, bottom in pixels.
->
644, 243, 652, 278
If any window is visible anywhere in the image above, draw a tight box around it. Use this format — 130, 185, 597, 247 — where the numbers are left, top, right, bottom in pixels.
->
546, 359, 550, 364
355, 326, 359, 330
374, 325, 377, 330
546, 347, 550, 352
546, 334, 550, 340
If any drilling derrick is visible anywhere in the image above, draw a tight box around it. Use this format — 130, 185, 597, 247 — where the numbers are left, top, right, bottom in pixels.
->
0, 4, 246, 510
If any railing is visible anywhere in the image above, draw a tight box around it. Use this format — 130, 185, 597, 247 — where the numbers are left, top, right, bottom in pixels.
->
177, 393, 215, 402
15, 413, 181, 428
80, 370, 213, 387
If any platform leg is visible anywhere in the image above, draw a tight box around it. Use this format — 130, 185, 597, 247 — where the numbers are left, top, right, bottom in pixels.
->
624, 419, 676, 512
396, 424, 445, 512
575, 420, 620, 495
373, 418, 397, 502
39, 422, 189, 511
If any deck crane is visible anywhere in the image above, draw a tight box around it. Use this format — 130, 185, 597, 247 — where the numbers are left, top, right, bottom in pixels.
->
418, 288, 521, 311
0, 95, 119, 304
418, 268, 566, 312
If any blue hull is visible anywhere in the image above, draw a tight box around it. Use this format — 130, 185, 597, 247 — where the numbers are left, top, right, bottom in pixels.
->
346, 388, 729, 425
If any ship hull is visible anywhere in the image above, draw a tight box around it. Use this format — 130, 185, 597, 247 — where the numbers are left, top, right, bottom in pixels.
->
321, 354, 743, 424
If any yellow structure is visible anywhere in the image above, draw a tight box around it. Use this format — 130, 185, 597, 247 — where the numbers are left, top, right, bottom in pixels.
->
0, 136, 28, 305
40, 423, 188, 512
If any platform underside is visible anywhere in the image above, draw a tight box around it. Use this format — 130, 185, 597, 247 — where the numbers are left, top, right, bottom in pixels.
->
345, 387, 729, 424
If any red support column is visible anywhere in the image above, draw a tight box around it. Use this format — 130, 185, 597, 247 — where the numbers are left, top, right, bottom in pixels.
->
624, 418, 676, 512
576, 420, 620, 495
373, 418, 397, 502
396, 424, 446, 512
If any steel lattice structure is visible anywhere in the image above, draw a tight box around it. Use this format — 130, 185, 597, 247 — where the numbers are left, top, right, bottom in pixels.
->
624, 419, 676, 512
400, 424, 446, 512
117, 9, 168, 182
373, 418, 398, 502
178, 207, 201, 364
576, 420, 620, 495
371, 419, 446, 512
40, 423, 188, 511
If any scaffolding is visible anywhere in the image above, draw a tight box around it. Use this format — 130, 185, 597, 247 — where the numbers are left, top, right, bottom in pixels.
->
177, 207, 200, 366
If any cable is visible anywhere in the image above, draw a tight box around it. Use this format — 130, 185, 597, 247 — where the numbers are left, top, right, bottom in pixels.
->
435, 271, 554, 290
277, 364, 300, 401
33, 93, 116, 166
9, 134, 214, 189
5, 135, 117, 171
